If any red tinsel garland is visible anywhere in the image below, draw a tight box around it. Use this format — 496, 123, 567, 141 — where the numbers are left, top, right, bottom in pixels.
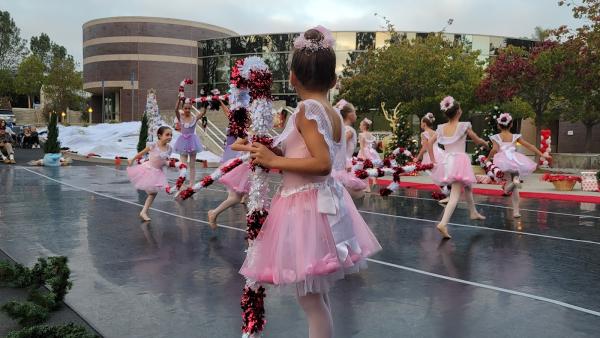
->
241, 286, 266, 336
229, 107, 250, 139
541, 173, 581, 182
248, 70, 273, 100
246, 209, 268, 241
230, 59, 247, 88
248, 135, 274, 172
362, 159, 374, 169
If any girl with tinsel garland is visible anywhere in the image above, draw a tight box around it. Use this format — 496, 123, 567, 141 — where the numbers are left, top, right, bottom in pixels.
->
428, 97, 489, 239
415, 113, 450, 205
240, 26, 381, 338
357, 118, 380, 192
488, 112, 551, 218
332, 99, 368, 198
173, 98, 205, 186
127, 126, 173, 221
219, 100, 241, 164
207, 135, 252, 230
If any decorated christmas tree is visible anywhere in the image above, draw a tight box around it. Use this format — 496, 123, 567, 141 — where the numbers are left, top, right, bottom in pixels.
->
137, 113, 149, 152
471, 106, 500, 164
44, 112, 61, 154
144, 89, 166, 143
381, 102, 418, 164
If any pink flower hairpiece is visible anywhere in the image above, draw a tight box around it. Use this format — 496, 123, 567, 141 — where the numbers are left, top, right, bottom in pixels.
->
293, 25, 335, 51
497, 112, 512, 126
440, 96, 455, 112
424, 112, 435, 123
362, 118, 372, 125
335, 99, 349, 110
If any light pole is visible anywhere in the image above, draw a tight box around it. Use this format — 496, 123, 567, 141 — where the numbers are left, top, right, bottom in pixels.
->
87, 107, 93, 124
101, 80, 105, 124
131, 71, 135, 121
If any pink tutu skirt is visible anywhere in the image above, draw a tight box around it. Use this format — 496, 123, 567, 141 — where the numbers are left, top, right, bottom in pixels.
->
240, 188, 344, 295
494, 152, 537, 177
358, 148, 381, 162
430, 152, 476, 186
219, 163, 250, 194
332, 169, 368, 192
334, 188, 382, 274
126, 163, 168, 193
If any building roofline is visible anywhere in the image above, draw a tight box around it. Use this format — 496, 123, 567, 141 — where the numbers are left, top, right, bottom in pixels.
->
83, 16, 237, 36
197, 30, 535, 43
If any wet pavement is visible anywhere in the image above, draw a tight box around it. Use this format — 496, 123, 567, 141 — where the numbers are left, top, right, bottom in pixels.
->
0, 164, 599, 337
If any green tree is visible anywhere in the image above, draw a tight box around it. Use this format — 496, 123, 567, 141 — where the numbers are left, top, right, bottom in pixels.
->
554, 0, 600, 153
30, 33, 68, 71
43, 56, 83, 114
44, 113, 60, 154
137, 113, 149, 152
476, 43, 568, 151
0, 68, 15, 97
340, 21, 483, 121
0, 11, 28, 71
15, 55, 45, 108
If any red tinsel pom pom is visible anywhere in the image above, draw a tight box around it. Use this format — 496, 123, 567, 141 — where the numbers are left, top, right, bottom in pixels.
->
363, 159, 374, 169
179, 188, 195, 200
241, 286, 266, 335
201, 176, 214, 187
380, 188, 393, 196
355, 169, 369, 180
246, 208, 268, 241
175, 176, 186, 190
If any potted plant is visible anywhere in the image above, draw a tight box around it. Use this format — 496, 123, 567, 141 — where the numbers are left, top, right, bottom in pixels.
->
541, 173, 582, 191
43, 112, 62, 166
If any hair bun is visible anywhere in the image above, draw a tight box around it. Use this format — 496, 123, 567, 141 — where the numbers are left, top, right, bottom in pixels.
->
425, 112, 435, 123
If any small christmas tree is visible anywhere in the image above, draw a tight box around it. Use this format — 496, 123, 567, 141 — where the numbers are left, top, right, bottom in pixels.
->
137, 113, 149, 152
471, 106, 500, 164
144, 89, 165, 143
44, 113, 61, 154
381, 102, 418, 164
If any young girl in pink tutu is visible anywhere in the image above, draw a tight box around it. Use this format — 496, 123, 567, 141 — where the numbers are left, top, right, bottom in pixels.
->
416, 112, 450, 204
332, 99, 367, 198
173, 98, 205, 185
488, 112, 551, 218
127, 126, 173, 221
207, 137, 252, 230
428, 96, 489, 239
240, 26, 381, 338
358, 118, 380, 192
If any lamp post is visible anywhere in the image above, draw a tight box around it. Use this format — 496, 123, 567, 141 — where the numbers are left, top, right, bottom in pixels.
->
87, 107, 93, 124
61, 111, 66, 124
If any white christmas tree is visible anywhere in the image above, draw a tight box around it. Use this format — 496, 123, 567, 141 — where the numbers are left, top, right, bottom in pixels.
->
145, 89, 166, 143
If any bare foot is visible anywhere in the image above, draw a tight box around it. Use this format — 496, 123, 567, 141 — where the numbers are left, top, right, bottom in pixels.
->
513, 213, 521, 218
207, 210, 218, 230
139, 212, 151, 222
470, 212, 486, 220
436, 224, 452, 239
438, 197, 449, 206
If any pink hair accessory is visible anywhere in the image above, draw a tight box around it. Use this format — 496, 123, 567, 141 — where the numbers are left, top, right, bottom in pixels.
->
335, 99, 349, 110
362, 118, 372, 125
293, 25, 336, 51
424, 112, 435, 123
440, 96, 455, 112
496, 112, 512, 126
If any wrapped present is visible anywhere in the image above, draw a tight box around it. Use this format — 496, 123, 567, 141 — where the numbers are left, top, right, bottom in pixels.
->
581, 171, 599, 192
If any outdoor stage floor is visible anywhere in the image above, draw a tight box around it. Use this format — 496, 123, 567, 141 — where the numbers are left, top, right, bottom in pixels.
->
0, 164, 599, 337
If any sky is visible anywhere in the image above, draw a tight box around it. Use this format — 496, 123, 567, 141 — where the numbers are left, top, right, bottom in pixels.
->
2, 0, 581, 68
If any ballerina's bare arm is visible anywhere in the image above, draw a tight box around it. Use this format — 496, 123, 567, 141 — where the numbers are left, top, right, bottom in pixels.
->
128, 146, 151, 166
231, 137, 252, 152
174, 98, 182, 122
415, 134, 428, 161
466, 128, 489, 148
219, 100, 231, 118
250, 106, 331, 176
427, 134, 438, 163
517, 136, 551, 159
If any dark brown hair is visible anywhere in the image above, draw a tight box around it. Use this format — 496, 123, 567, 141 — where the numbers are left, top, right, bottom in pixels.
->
498, 121, 513, 130
340, 102, 356, 119
157, 126, 172, 138
443, 101, 461, 119
421, 116, 434, 128
291, 29, 336, 91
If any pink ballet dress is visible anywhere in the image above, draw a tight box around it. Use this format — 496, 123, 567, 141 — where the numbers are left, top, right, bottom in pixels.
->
239, 99, 382, 295
219, 158, 251, 194
358, 132, 381, 162
421, 131, 444, 166
127, 142, 172, 193
333, 125, 367, 191
430, 122, 476, 186
173, 116, 203, 154
491, 133, 537, 177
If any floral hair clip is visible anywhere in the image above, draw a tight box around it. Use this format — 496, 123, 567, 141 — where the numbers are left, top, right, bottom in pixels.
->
424, 112, 435, 123
440, 96, 455, 112
496, 112, 512, 126
362, 118, 372, 125
293, 25, 336, 51
335, 99, 349, 110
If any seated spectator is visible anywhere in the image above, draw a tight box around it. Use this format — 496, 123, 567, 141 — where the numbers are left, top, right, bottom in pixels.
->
0, 119, 16, 164
30, 126, 40, 148
22, 127, 33, 148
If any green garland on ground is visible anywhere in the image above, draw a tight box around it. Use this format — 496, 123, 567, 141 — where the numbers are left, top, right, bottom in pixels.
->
0, 257, 97, 338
